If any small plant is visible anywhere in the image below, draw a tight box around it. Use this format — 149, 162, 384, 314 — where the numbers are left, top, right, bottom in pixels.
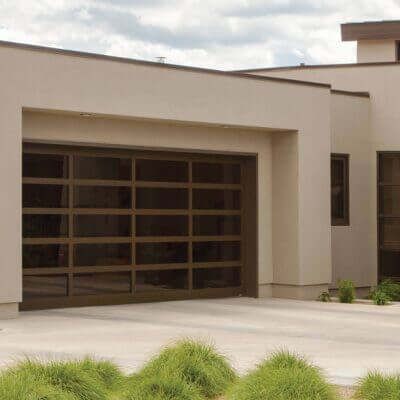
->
355, 371, 400, 399
226, 351, 338, 400
338, 280, 355, 303
318, 291, 331, 302
0, 369, 76, 400
124, 373, 203, 400
372, 290, 390, 306
368, 279, 400, 302
128, 339, 237, 399
9, 359, 108, 400
75, 356, 124, 391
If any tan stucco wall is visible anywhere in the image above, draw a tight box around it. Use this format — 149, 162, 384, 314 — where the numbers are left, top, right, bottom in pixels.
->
255, 64, 400, 288
330, 93, 374, 287
357, 40, 397, 63
0, 43, 332, 312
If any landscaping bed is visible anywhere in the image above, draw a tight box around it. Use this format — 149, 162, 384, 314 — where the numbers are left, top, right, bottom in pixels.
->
320, 278, 400, 306
0, 339, 398, 399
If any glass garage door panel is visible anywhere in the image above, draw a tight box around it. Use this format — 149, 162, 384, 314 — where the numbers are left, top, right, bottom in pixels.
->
136, 215, 188, 236
23, 275, 68, 299
193, 162, 240, 184
136, 188, 188, 209
23, 244, 68, 268
23, 153, 68, 178
193, 215, 241, 236
193, 241, 241, 263
74, 156, 131, 180
73, 272, 131, 296
193, 267, 241, 289
193, 189, 240, 210
136, 159, 188, 182
22, 147, 245, 308
74, 215, 131, 237
74, 186, 131, 209
74, 243, 132, 267
136, 270, 188, 292
136, 242, 188, 265
23, 184, 69, 208
23, 214, 69, 238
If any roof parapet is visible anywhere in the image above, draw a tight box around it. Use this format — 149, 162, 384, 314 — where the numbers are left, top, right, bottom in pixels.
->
341, 20, 400, 41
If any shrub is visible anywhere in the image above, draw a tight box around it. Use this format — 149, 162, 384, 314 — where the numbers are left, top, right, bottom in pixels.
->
0, 369, 76, 400
318, 291, 331, 302
368, 279, 400, 302
10, 359, 108, 400
338, 280, 355, 303
124, 373, 203, 400
75, 357, 124, 391
355, 371, 400, 400
129, 339, 237, 398
227, 351, 338, 400
372, 290, 390, 306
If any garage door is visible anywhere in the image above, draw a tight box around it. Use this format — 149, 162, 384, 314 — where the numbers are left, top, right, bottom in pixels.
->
21, 144, 255, 310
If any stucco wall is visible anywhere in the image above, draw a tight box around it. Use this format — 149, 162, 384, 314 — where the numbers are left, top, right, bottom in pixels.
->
0, 42, 332, 312
357, 40, 397, 63
255, 64, 400, 288
330, 93, 374, 287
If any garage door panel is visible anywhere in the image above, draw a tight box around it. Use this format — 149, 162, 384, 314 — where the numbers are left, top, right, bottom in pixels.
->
21, 144, 249, 310
23, 244, 69, 268
136, 159, 188, 182
74, 156, 132, 181
74, 186, 131, 209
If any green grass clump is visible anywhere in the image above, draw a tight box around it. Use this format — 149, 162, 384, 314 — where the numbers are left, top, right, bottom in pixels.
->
368, 279, 400, 302
75, 357, 124, 391
124, 373, 203, 400
0, 369, 77, 400
128, 339, 237, 398
338, 280, 355, 303
318, 291, 331, 302
227, 351, 338, 400
372, 289, 390, 306
355, 371, 400, 400
10, 359, 108, 400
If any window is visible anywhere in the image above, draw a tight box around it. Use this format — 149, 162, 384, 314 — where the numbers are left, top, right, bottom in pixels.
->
397, 41, 400, 61
331, 154, 349, 226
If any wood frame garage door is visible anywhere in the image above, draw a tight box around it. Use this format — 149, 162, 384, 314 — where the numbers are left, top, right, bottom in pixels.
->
21, 143, 257, 310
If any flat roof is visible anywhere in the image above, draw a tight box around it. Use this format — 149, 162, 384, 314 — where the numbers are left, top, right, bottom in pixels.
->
341, 20, 400, 41
234, 60, 400, 73
0, 40, 330, 90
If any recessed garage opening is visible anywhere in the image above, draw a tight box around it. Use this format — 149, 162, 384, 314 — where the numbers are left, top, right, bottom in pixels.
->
21, 143, 257, 310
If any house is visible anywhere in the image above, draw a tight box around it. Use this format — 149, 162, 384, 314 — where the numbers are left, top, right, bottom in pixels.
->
0, 20, 398, 319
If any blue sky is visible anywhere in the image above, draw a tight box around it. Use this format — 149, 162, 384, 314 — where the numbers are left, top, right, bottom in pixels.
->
1, 0, 400, 70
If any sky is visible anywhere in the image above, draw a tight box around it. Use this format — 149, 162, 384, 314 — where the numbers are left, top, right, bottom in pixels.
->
1, 0, 400, 70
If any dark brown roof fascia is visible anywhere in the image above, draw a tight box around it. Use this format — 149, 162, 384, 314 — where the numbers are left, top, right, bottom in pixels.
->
234, 60, 400, 73
330, 89, 370, 98
0, 40, 330, 89
341, 21, 400, 41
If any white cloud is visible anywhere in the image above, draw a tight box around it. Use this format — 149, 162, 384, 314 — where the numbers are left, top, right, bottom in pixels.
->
0, 0, 399, 70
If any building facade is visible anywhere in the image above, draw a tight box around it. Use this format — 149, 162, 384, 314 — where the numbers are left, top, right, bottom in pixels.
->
0, 20, 397, 319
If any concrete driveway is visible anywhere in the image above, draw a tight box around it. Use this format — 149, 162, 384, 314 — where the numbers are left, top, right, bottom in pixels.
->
1, 297, 400, 386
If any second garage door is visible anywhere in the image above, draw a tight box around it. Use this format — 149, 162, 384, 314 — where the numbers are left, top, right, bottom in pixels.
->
22, 143, 255, 310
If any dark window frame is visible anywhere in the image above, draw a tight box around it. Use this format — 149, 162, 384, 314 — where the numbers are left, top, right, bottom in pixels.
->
331, 153, 350, 226
396, 41, 400, 62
